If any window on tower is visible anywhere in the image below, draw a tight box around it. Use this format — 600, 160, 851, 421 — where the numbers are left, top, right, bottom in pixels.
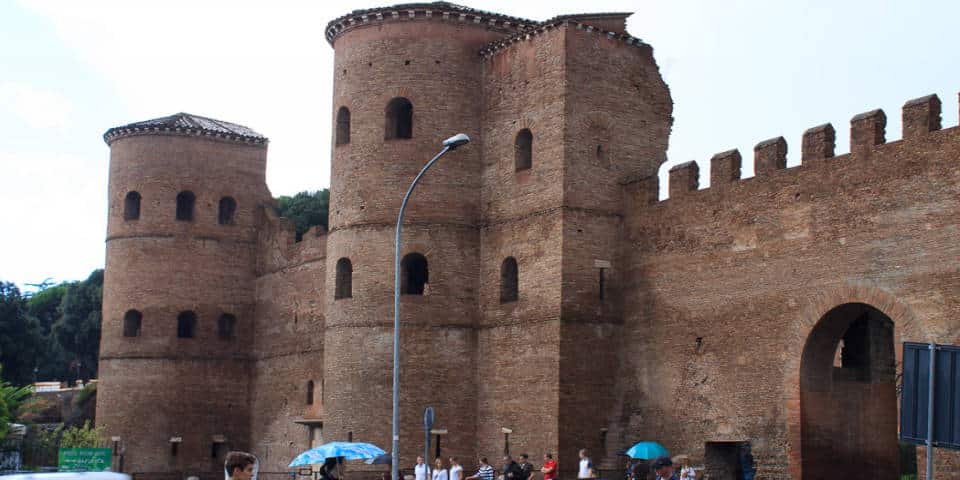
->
385, 97, 413, 140
400, 253, 428, 295
336, 107, 351, 145
124, 191, 141, 221
218, 197, 237, 225
500, 257, 518, 303
177, 311, 197, 338
123, 309, 142, 337
515, 129, 532, 171
176, 191, 195, 221
335, 258, 353, 299
218, 313, 237, 340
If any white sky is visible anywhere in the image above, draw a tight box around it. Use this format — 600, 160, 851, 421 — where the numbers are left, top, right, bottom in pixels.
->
1, 0, 959, 289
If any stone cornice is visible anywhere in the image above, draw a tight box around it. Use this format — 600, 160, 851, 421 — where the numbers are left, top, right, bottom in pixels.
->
325, 2, 538, 46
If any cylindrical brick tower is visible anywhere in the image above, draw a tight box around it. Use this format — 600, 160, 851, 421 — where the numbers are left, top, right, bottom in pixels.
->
97, 114, 271, 473
322, 4, 534, 464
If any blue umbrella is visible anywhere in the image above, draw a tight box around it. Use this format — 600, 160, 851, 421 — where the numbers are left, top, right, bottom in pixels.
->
625, 441, 669, 460
289, 442, 387, 467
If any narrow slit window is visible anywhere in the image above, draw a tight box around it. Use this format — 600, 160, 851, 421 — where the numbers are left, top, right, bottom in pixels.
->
500, 257, 518, 303
599, 267, 606, 301
307, 380, 315, 405
335, 258, 353, 299
515, 129, 532, 171
336, 107, 351, 145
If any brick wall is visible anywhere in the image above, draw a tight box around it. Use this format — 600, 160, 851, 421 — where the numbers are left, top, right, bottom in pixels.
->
99, 134, 268, 472
620, 102, 960, 478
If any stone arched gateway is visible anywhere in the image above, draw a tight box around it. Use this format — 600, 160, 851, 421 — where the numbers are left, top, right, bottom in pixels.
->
783, 284, 916, 479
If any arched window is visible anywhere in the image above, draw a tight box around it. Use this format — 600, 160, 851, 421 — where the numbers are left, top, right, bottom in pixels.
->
307, 380, 315, 405
335, 258, 353, 300
176, 191, 195, 221
218, 313, 237, 340
177, 311, 197, 338
123, 310, 142, 337
124, 191, 141, 221
218, 197, 237, 225
500, 257, 518, 303
400, 253, 428, 295
385, 97, 413, 140
336, 107, 351, 145
515, 129, 532, 171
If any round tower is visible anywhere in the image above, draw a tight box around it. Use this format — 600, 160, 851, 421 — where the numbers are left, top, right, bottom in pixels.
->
97, 114, 271, 473
322, 4, 534, 464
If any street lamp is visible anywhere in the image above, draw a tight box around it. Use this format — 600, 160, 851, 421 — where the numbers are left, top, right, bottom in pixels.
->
392, 133, 470, 480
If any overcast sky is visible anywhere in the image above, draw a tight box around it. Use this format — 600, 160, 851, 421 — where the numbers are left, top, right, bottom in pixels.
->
2, 0, 959, 290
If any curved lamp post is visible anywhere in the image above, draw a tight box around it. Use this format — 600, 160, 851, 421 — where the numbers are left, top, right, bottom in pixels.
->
393, 133, 470, 480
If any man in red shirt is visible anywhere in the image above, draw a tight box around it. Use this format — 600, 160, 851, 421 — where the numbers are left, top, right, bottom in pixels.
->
541, 453, 557, 480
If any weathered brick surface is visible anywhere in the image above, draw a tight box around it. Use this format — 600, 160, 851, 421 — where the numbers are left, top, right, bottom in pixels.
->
623, 122, 960, 479
98, 134, 268, 472
98, 4, 960, 479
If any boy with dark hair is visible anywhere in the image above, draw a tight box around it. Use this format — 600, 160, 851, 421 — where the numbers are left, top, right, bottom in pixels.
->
517, 454, 533, 480
651, 457, 677, 480
225, 451, 257, 480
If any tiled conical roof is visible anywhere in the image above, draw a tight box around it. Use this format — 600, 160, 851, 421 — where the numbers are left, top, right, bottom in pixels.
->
103, 112, 267, 145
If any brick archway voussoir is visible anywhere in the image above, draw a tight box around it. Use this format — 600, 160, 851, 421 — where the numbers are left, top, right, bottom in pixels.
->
782, 282, 916, 479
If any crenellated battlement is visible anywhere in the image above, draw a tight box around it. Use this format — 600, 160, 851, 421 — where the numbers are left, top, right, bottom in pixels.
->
255, 205, 328, 276
636, 92, 954, 205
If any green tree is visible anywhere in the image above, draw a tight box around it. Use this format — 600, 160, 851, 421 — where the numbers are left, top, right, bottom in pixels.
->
59, 420, 104, 449
0, 282, 41, 386
25, 284, 70, 381
275, 189, 330, 240
52, 270, 103, 382
0, 366, 32, 440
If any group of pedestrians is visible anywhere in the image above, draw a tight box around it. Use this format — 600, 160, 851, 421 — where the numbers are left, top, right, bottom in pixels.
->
413, 453, 556, 480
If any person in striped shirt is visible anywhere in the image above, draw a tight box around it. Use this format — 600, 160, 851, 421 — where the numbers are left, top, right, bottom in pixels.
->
465, 457, 495, 480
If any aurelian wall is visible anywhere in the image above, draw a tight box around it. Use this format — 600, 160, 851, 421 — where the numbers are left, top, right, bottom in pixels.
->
249, 210, 327, 471
618, 94, 960, 479
99, 134, 270, 472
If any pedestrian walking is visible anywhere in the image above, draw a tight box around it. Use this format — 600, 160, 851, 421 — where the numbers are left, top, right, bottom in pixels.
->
225, 451, 257, 480
416, 456, 431, 480
651, 457, 677, 480
465, 457, 495, 480
517, 454, 533, 480
578, 449, 595, 479
501, 455, 522, 480
434, 458, 449, 480
540, 454, 557, 480
450, 457, 464, 480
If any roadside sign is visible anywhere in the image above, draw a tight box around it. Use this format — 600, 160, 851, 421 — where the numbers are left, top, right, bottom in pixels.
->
58, 448, 112, 472
901, 343, 960, 449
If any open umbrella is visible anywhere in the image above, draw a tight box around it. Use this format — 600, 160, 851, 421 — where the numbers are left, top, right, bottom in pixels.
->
625, 442, 669, 460
366, 454, 393, 465
289, 442, 387, 467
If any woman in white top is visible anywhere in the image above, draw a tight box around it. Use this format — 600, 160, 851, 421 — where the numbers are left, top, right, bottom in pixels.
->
449, 457, 464, 480
433, 458, 449, 480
